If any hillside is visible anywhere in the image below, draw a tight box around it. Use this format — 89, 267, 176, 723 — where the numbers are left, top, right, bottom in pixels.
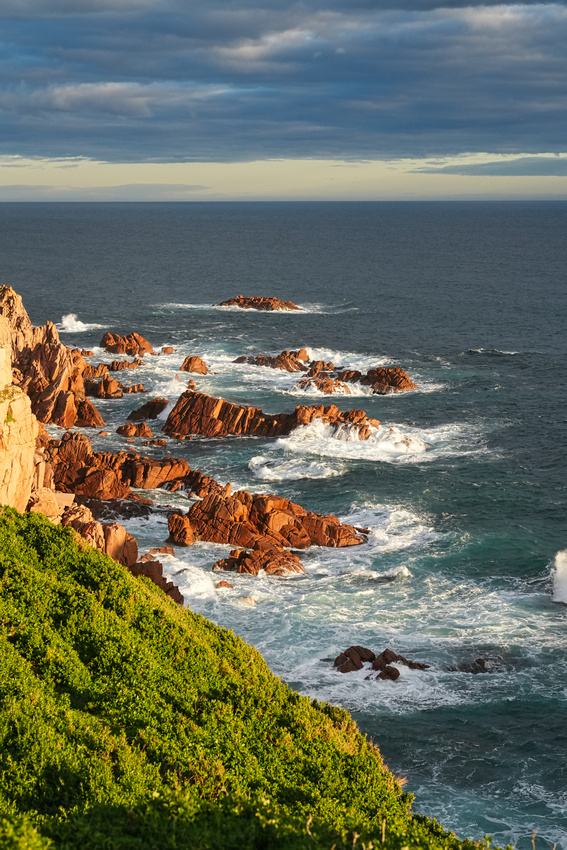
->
0, 508, 495, 850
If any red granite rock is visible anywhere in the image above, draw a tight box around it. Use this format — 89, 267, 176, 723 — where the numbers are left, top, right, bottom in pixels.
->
108, 358, 142, 371
167, 513, 195, 546
163, 390, 380, 440
100, 331, 155, 357
217, 295, 301, 311
117, 422, 153, 439
234, 349, 309, 372
213, 543, 306, 576
179, 355, 208, 374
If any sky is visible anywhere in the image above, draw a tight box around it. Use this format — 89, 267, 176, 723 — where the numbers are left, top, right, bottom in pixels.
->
1, 0, 567, 200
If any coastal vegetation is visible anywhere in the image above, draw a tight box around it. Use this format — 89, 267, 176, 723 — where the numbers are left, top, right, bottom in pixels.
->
0, 508, 500, 850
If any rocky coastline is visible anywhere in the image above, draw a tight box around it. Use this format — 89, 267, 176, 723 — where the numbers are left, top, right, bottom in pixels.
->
0, 286, 427, 671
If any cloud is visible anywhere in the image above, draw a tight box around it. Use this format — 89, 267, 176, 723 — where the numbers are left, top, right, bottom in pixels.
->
0, 2, 566, 162
413, 156, 567, 176
0, 182, 208, 200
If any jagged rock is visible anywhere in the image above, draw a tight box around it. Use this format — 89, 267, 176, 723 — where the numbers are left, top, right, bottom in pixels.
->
0, 287, 104, 429
75, 398, 105, 427
76, 496, 153, 521
334, 646, 376, 673
123, 384, 146, 394
117, 422, 153, 439
129, 558, 184, 605
377, 666, 401, 681
83, 363, 108, 380
100, 331, 155, 357
180, 355, 208, 375
234, 349, 309, 372
217, 295, 301, 311
81, 349, 94, 357
167, 513, 195, 546
127, 397, 168, 421
85, 375, 124, 399
27, 487, 62, 523
144, 438, 167, 447
187, 490, 365, 549
61, 503, 106, 552
371, 647, 429, 672
295, 376, 351, 395
213, 544, 306, 577
340, 366, 418, 394
149, 545, 174, 556
108, 358, 142, 371
163, 390, 380, 440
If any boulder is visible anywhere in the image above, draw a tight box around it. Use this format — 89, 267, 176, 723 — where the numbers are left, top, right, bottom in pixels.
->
216, 295, 301, 311
216, 580, 233, 589
334, 646, 376, 673
213, 544, 306, 577
167, 513, 195, 546
129, 558, 184, 605
109, 358, 142, 371
161, 346, 174, 355
295, 376, 351, 395
103, 522, 138, 567
100, 331, 155, 357
179, 355, 208, 375
117, 422, 153, 439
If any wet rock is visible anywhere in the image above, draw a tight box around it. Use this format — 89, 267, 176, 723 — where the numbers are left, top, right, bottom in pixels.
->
85, 375, 124, 399
83, 363, 108, 380
180, 355, 208, 374
372, 647, 429, 672
123, 383, 146, 394
127, 397, 168, 421
149, 545, 175, 556
216, 580, 233, 589
234, 348, 309, 372
216, 295, 301, 311
108, 358, 142, 372
187, 489, 365, 549
161, 346, 174, 355
163, 390, 380, 440
295, 376, 351, 395
100, 331, 155, 357
334, 645, 376, 673
213, 543, 306, 577
377, 665, 401, 681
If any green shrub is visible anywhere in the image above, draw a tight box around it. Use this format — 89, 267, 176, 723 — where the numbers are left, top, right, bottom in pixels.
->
0, 508, 501, 849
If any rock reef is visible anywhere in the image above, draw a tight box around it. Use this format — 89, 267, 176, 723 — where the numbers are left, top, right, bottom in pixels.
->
217, 295, 301, 311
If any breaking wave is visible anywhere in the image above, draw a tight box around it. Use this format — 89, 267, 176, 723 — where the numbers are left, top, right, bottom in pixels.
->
551, 550, 567, 603
57, 313, 105, 332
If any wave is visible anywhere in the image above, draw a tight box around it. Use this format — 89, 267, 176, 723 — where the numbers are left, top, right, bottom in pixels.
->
248, 454, 342, 481
551, 550, 567, 603
57, 313, 105, 333
153, 301, 359, 315
276, 418, 485, 464
465, 348, 542, 357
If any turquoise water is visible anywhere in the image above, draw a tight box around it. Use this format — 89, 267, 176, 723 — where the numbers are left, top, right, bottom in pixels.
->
1, 201, 566, 848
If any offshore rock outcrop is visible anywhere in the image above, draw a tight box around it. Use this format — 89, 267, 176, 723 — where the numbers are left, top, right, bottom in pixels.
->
183, 489, 365, 550
213, 543, 306, 577
100, 331, 155, 357
333, 645, 430, 680
0, 286, 104, 428
180, 355, 208, 375
235, 345, 418, 394
234, 348, 309, 372
217, 295, 301, 311
163, 390, 380, 440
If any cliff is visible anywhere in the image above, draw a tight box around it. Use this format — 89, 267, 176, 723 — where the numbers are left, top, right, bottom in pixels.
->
0, 316, 39, 511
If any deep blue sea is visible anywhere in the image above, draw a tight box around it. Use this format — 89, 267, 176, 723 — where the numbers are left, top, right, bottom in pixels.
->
1, 201, 566, 848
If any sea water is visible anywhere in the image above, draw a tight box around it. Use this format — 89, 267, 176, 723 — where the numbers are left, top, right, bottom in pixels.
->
1, 201, 566, 849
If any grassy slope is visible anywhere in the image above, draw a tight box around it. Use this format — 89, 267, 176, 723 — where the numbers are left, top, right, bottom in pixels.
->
0, 509, 493, 849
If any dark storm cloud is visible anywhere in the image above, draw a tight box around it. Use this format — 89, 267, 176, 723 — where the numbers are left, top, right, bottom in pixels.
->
1, 1, 567, 161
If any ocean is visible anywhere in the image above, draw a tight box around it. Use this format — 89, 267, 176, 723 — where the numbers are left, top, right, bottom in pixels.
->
1, 201, 566, 849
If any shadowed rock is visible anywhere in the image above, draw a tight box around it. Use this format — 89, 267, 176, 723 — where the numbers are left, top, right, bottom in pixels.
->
217, 295, 301, 311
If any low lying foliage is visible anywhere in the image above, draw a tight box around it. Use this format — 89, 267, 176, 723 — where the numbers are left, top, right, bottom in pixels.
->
0, 509, 499, 849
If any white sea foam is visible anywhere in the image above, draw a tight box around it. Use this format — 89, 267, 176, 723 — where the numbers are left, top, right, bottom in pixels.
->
57, 313, 105, 332
551, 550, 567, 603
248, 454, 342, 481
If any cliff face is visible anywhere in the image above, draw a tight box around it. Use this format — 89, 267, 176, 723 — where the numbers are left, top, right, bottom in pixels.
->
0, 316, 39, 511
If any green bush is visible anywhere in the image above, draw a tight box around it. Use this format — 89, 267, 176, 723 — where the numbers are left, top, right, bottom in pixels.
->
0, 508, 501, 849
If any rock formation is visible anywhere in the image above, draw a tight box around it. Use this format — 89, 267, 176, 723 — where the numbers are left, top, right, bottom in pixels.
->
234, 349, 309, 372
0, 316, 39, 511
117, 422, 154, 439
130, 553, 184, 605
213, 543, 306, 577
180, 355, 208, 375
0, 286, 104, 428
217, 295, 301, 311
184, 489, 365, 550
100, 331, 155, 357
333, 645, 429, 680
163, 390, 380, 440
46, 431, 229, 503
